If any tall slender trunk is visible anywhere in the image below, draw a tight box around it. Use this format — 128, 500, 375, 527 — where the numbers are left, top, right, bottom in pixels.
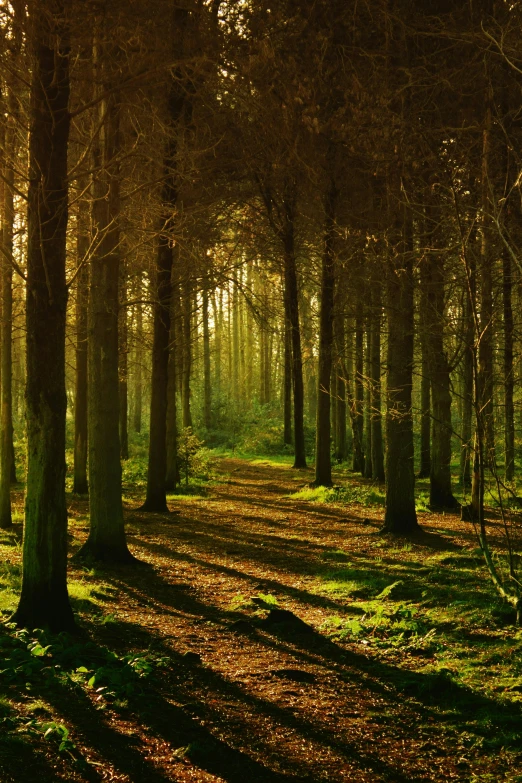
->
0, 102, 15, 527
418, 262, 431, 479
166, 270, 179, 492
202, 285, 212, 429
283, 303, 292, 445
73, 191, 89, 494
119, 262, 129, 461
283, 210, 307, 467
79, 43, 134, 562
363, 305, 373, 479
314, 181, 336, 487
461, 279, 474, 488
382, 201, 419, 534
142, 63, 187, 511
423, 227, 457, 509
182, 272, 192, 429
13, 1, 75, 630
370, 280, 385, 482
133, 285, 143, 433
503, 248, 514, 481
352, 301, 365, 473
334, 302, 347, 462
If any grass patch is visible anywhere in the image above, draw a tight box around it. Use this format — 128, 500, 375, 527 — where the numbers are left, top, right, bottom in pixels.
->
288, 484, 385, 506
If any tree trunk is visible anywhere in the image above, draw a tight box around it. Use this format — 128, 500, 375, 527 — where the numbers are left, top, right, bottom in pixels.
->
363, 307, 373, 479
334, 304, 347, 462
133, 286, 143, 433
314, 181, 336, 487
503, 247, 514, 481
418, 267, 431, 480
283, 306, 292, 445
73, 191, 89, 494
142, 69, 186, 511
283, 216, 307, 468
382, 206, 419, 534
352, 301, 365, 473
423, 240, 458, 510
0, 102, 15, 528
203, 285, 212, 429
13, 2, 75, 630
182, 273, 193, 429
118, 263, 129, 461
78, 57, 134, 562
370, 280, 385, 482
165, 276, 179, 492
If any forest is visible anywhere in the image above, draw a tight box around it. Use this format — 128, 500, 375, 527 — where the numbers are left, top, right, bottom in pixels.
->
1, 0, 522, 780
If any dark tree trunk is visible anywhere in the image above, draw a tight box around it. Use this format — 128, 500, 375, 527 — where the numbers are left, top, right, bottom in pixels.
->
363, 307, 373, 479
418, 268, 431, 480
334, 304, 347, 462
73, 192, 89, 494
119, 264, 129, 461
382, 207, 419, 534
423, 242, 458, 510
12, 1, 75, 630
182, 273, 193, 429
370, 280, 385, 482
352, 301, 365, 473
78, 63, 134, 563
142, 68, 186, 512
283, 307, 292, 445
314, 181, 336, 487
503, 247, 514, 481
283, 215, 307, 468
203, 285, 212, 430
460, 282, 474, 488
0, 104, 15, 528
133, 289, 143, 433
166, 272, 180, 491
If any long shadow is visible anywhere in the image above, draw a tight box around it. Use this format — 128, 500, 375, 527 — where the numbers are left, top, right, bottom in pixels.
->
108, 562, 522, 739
0, 695, 75, 783
131, 537, 366, 614
80, 609, 429, 782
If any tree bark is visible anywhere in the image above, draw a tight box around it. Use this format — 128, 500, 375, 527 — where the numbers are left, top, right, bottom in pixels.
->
73, 191, 89, 494
382, 205, 419, 534
202, 285, 212, 430
13, 0, 75, 630
314, 181, 336, 487
0, 100, 15, 528
78, 38, 134, 562
352, 301, 365, 473
503, 247, 514, 481
142, 64, 187, 511
370, 280, 385, 482
119, 263, 129, 461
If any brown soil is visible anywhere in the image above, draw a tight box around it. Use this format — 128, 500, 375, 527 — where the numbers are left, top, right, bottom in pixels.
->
2, 457, 520, 782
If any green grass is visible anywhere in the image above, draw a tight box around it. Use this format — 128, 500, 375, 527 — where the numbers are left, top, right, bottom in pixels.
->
314, 547, 522, 707
288, 483, 385, 506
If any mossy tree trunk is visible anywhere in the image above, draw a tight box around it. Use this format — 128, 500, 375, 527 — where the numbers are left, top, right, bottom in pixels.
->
12, 0, 75, 630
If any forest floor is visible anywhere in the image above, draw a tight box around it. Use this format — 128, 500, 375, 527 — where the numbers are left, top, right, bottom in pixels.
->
1, 456, 522, 782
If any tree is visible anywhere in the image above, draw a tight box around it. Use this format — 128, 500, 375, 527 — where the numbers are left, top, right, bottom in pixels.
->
12, 0, 75, 631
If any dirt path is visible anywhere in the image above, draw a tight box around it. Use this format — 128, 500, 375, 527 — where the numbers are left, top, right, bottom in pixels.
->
3, 458, 520, 782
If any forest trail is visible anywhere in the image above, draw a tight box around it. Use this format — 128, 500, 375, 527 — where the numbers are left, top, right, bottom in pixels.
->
3, 457, 520, 782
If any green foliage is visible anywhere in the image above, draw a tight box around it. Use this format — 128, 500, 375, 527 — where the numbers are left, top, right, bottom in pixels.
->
289, 484, 385, 506
177, 427, 213, 487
